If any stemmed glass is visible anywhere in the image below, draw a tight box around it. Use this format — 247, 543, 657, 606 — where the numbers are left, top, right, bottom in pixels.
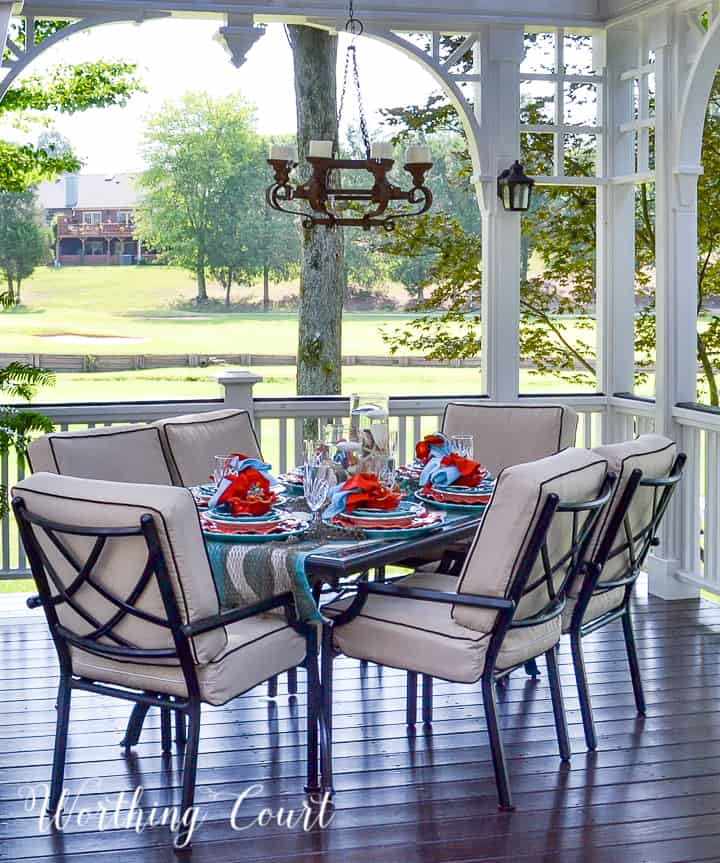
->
378, 430, 399, 490
303, 440, 334, 527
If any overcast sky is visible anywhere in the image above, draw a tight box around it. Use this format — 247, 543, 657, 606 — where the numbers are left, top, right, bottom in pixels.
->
5, 18, 439, 174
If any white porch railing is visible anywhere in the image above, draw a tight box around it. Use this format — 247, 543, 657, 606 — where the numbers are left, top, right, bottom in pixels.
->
5, 389, 717, 600
0, 392, 607, 580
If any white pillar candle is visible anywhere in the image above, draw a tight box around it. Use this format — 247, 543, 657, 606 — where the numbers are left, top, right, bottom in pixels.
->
371, 141, 394, 160
269, 143, 297, 162
405, 144, 432, 165
308, 140, 334, 158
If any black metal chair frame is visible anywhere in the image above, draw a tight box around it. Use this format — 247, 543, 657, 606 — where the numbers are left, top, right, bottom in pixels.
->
322, 475, 615, 810
566, 453, 687, 750
12, 496, 331, 849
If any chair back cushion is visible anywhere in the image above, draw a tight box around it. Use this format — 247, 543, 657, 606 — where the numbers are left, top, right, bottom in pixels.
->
589, 434, 677, 586
12, 472, 226, 664
442, 402, 578, 475
28, 425, 173, 485
153, 409, 262, 487
454, 448, 607, 633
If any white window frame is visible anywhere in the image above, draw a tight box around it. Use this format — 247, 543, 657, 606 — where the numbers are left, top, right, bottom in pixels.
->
82, 211, 103, 226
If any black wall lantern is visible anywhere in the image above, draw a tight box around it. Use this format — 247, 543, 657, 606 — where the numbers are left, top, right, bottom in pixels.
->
497, 161, 535, 212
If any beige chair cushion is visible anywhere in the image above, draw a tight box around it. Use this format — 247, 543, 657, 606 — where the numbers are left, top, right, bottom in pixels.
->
454, 448, 608, 633
28, 425, 173, 485
325, 572, 560, 682
442, 402, 578, 476
12, 472, 225, 664
153, 409, 262, 487
562, 586, 625, 632
590, 434, 677, 585
70, 615, 306, 706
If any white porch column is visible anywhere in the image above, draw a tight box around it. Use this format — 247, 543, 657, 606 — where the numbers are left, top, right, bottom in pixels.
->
596, 28, 637, 442
474, 26, 524, 401
647, 12, 700, 598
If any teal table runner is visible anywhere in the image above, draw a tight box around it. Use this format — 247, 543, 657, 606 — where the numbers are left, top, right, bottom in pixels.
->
204, 509, 481, 623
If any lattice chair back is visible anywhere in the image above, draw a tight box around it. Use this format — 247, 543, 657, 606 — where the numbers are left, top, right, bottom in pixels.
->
590, 434, 684, 586
441, 401, 578, 476
153, 409, 262, 487
453, 448, 611, 634
12, 473, 225, 692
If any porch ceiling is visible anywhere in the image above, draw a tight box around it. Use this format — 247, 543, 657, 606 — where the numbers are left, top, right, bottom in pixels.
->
13, 0, 675, 28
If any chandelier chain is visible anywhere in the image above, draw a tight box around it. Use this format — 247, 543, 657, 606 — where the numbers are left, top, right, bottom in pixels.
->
338, 45, 371, 158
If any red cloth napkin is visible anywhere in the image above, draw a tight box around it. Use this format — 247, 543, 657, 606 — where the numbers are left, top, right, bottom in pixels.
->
415, 434, 447, 465
216, 466, 277, 516
342, 473, 402, 513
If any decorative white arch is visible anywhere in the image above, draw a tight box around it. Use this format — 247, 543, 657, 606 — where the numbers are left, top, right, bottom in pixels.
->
677, 12, 720, 175
0, 11, 168, 102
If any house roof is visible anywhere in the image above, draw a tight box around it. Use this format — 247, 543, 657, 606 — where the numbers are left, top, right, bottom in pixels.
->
37, 173, 141, 211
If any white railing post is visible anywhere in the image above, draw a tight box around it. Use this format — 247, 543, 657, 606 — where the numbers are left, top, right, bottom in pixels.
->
216, 370, 263, 421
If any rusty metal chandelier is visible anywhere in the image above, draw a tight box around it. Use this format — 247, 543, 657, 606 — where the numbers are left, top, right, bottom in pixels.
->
266, 2, 433, 231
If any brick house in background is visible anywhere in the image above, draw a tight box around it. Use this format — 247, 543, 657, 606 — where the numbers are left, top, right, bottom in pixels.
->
37, 173, 154, 266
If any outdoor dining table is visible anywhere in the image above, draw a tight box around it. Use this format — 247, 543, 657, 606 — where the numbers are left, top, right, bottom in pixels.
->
203, 508, 485, 619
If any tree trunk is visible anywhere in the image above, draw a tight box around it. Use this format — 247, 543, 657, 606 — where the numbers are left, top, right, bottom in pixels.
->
14, 278, 21, 305
5, 273, 14, 305
288, 25, 344, 397
263, 262, 270, 312
196, 252, 208, 304
224, 278, 231, 308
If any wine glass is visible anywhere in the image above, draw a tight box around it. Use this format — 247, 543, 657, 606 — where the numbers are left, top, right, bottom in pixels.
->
303, 461, 330, 528
450, 434, 474, 461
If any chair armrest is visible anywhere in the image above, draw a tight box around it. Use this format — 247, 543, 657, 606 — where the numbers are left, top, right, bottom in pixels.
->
183, 591, 295, 637
363, 581, 514, 611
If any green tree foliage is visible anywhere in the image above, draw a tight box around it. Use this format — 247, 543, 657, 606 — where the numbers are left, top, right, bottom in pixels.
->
0, 189, 49, 304
0, 59, 141, 191
136, 93, 276, 304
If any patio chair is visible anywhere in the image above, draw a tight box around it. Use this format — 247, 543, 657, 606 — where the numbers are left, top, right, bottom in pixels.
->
153, 408, 262, 487
322, 448, 613, 809
27, 423, 174, 485
402, 401, 580, 577
11, 472, 329, 847
442, 401, 579, 475
562, 434, 685, 750
153, 408, 294, 698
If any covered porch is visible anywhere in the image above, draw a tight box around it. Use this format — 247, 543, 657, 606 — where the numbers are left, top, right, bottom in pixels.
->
1, 0, 720, 860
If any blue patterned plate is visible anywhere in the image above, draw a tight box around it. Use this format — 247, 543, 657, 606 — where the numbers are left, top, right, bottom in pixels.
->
202, 522, 310, 543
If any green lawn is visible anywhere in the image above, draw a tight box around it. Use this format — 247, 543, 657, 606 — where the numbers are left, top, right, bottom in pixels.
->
2, 265, 602, 363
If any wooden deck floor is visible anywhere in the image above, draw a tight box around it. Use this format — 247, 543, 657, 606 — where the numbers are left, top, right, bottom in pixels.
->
2, 582, 720, 863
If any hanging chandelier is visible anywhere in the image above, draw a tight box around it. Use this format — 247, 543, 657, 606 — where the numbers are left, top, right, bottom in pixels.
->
266, 2, 433, 231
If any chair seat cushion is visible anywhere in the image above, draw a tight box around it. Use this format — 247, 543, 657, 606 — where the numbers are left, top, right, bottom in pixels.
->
324, 572, 561, 682
562, 586, 625, 632
70, 615, 306, 706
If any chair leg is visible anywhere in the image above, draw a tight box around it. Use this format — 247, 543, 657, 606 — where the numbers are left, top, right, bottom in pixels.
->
267, 675, 278, 698
176, 702, 201, 850
160, 707, 172, 754
406, 671, 418, 726
570, 630, 597, 750
320, 624, 334, 792
481, 671, 514, 810
175, 704, 187, 748
304, 658, 321, 794
421, 674, 433, 724
622, 608, 646, 716
524, 658, 541, 677
545, 648, 571, 762
287, 667, 298, 697
48, 677, 72, 816
121, 701, 150, 749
